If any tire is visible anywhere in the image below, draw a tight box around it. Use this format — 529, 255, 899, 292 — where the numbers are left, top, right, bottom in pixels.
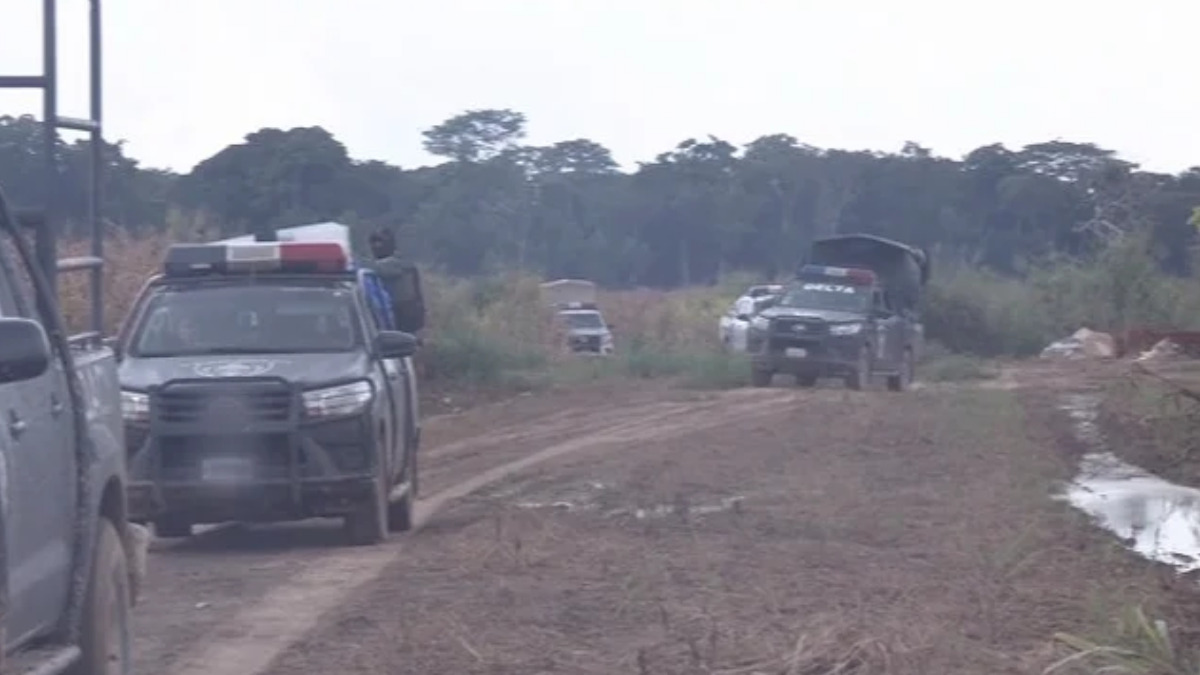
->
387, 484, 414, 533
844, 345, 871, 391
153, 516, 192, 539
344, 449, 389, 546
72, 519, 132, 675
887, 349, 914, 392
388, 438, 416, 533
751, 369, 773, 387
795, 374, 818, 387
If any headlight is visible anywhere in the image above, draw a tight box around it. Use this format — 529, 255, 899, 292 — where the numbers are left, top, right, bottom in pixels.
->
121, 390, 149, 424
302, 381, 374, 419
829, 322, 863, 336
750, 315, 771, 331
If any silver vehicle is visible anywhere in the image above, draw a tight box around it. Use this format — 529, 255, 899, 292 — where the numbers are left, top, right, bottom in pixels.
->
719, 285, 782, 352
540, 279, 615, 356
555, 303, 615, 355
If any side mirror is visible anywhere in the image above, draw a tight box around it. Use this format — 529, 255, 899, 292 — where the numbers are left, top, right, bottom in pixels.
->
0, 318, 52, 384
736, 314, 751, 322
375, 330, 419, 359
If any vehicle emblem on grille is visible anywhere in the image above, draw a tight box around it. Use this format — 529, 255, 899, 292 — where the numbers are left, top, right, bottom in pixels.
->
192, 359, 282, 378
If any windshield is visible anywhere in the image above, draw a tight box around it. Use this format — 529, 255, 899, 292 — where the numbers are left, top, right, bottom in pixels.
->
777, 281, 871, 313
563, 311, 605, 329
130, 283, 362, 357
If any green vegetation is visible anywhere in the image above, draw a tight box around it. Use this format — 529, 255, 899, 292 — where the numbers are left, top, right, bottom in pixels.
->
12, 105, 1199, 390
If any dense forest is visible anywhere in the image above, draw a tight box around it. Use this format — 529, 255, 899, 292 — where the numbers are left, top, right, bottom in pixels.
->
2, 109, 1199, 289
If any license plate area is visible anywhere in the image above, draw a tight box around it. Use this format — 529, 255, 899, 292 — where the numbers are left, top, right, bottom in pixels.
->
201, 457, 255, 483
785, 347, 808, 358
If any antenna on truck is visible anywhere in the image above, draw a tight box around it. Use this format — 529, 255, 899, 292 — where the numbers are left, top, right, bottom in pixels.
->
0, 0, 106, 338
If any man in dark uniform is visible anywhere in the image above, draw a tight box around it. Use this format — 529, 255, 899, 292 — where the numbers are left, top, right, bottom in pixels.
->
366, 227, 426, 334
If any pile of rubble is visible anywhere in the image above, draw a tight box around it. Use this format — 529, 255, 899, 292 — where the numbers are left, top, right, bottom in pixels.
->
1039, 327, 1190, 363
1040, 328, 1116, 360
1134, 338, 1185, 363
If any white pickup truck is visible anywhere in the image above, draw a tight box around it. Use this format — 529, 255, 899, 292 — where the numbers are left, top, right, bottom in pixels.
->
719, 284, 783, 353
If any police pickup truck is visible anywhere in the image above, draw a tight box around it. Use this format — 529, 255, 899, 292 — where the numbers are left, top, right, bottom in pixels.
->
748, 233, 928, 391
113, 240, 421, 546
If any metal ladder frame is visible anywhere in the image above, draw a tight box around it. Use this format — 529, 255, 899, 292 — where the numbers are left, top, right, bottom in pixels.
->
0, 0, 105, 337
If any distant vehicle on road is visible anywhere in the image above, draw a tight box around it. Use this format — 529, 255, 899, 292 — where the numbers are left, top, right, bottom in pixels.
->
540, 279, 615, 355
747, 234, 929, 390
719, 284, 783, 352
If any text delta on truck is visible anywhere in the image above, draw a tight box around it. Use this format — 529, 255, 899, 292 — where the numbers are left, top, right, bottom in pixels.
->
747, 233, 930, 390
0, 184, 135, 675
113, 239, 424, 547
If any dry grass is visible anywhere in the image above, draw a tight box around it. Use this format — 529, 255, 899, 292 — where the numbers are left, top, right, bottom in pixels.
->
54, 234, 747, 390
1099, 366, 1200, 487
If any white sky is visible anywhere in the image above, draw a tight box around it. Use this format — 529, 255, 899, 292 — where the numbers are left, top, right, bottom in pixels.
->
2, 0, 1196, 174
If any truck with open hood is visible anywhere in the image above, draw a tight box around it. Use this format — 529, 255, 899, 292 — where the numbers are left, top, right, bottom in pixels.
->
747, 233, 929, 390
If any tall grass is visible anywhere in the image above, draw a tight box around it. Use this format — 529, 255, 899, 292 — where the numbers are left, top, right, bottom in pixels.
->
50, 228, 1200, 390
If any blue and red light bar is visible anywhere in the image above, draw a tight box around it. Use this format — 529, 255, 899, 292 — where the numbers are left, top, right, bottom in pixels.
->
798, 264, 877, 285
163, 241, 349, 277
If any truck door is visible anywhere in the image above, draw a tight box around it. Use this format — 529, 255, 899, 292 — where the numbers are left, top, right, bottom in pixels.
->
0, 236, 75, 643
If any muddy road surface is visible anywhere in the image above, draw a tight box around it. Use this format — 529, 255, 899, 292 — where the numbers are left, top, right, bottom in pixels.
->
130, 366, 1200, 675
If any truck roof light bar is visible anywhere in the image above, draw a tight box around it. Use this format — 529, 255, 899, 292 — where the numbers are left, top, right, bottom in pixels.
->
798, 265, 877, 285
163, 241, 349, 277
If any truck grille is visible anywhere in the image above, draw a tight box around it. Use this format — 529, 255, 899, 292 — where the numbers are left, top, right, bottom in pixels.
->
570, 335, 601, 352
153, 381, 294, 425
158, 434, 293, 480
771, 317, 827, 337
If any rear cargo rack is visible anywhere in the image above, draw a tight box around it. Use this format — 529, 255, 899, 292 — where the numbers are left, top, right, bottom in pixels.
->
0, 0, 106, 337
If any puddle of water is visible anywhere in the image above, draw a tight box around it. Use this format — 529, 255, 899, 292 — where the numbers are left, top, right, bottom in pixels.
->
1057, 393, 1200, 574
511, 480, 745, 520
625, 496, 745, 520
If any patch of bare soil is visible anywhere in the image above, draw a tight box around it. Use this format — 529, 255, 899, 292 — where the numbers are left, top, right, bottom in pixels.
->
262, 367, 1200, 675
132, 380, 773, 675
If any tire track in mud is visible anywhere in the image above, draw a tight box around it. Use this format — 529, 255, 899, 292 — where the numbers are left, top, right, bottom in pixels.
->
159, 388, 802, 675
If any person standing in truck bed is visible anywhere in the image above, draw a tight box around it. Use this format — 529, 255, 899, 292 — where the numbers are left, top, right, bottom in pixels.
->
366, 227, 426, 335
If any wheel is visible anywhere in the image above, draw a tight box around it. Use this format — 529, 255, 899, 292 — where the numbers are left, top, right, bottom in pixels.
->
153, 516, 192, 539
344, 449, 389, 546
751, 369, 773, 387
72, 519, 132, 675
844, 345, 871, 391
410, 429, 421, 498
795, 374, 818, 387
388, 483, 414, 533
887, 349, 914, 392
388, 439, 416, 533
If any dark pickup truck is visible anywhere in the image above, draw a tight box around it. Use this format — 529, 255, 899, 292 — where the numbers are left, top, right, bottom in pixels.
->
748, 233, 929, 390
113, 240, 422, 546
0, 185, 135, 674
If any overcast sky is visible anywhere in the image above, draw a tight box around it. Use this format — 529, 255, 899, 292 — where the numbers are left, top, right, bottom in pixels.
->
2, 1, 1196, 174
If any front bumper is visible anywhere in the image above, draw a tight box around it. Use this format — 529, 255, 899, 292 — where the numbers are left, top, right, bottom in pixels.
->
749, 330, 864, 376
568, 334, 613, 355
125, 377, 380, 523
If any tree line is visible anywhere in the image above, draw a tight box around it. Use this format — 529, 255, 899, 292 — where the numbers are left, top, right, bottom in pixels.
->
2, 110, 1199, 288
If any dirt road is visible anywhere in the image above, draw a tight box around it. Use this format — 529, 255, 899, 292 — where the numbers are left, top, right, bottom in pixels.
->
130, 366, 1200, 675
